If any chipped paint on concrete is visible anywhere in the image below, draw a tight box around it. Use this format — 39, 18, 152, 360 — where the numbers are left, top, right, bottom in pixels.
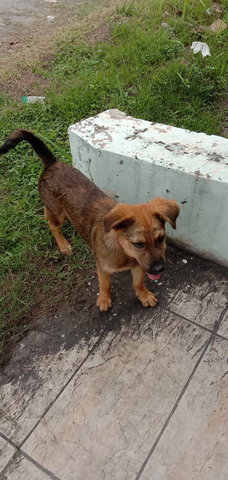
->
68, 109, 228, 266
69, 109, 228, 181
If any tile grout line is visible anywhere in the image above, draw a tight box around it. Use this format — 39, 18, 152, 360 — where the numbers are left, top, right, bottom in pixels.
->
0, 431, 18, 450
18, 330, 107, 449
1, 305, 227, 478
135, 303, 228, 480
165, 305, 228, 341
134, 336, 211, 480
0, 448, 62, 480
0, 432, 62, 480
21, 449, 62, 480
0, 331, 109, 479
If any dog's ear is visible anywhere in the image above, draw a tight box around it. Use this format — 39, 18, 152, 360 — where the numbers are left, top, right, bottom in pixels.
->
103, 205, 134, 233
150, 198, 180, 229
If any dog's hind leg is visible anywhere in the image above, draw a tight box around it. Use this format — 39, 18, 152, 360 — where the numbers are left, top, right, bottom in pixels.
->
44, 206, 72, 255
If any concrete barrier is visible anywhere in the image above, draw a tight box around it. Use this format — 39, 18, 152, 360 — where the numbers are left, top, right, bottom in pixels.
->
68, 109, 228, 267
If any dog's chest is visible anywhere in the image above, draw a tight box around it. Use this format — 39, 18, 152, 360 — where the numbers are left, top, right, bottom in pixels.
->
98, 255, 136, 274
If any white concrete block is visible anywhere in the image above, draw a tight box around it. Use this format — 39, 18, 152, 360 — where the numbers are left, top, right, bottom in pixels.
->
68, 109, 228, 267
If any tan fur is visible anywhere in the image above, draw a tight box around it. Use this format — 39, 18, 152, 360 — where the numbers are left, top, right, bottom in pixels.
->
0, 129, 180, 310
39, 162, 179, 311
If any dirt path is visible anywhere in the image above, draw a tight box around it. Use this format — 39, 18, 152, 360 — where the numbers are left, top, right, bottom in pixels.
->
0, 0, 86, 55
0, 0, 122, 98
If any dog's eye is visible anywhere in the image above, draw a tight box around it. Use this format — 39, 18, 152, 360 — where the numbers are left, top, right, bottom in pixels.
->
132, 242, 145, 249
157, 235, 165, 243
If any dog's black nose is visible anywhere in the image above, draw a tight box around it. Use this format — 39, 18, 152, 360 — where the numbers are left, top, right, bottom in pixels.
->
149, 259, 165, 274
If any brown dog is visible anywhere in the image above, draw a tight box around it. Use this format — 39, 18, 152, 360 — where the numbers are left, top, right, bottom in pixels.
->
0, 129, 180, 311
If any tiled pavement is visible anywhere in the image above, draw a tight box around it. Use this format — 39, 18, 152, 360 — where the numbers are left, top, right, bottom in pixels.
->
0, 251, 227, 480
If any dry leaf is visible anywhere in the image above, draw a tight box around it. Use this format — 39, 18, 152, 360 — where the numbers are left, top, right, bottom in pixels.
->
209, 19, 227, 33
212, 3, 223, 15
9, 40, 19, 46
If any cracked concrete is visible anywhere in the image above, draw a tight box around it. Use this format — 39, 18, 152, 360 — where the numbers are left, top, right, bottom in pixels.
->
0, 246, 227, 479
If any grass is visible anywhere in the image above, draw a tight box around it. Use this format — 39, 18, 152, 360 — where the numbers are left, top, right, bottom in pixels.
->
0, 0, 227, 356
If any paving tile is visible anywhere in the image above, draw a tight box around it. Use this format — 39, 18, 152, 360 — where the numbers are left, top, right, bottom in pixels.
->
139, 337, 228, 480
218, 309, 228, 339
2, 454, 51, 480
0, 437, 15, 473
0, 329, 100, 445
166, 277, 228, 331
22, 310, 210, 480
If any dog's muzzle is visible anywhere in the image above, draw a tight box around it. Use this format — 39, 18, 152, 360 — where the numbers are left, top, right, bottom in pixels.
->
149, 259, 165, 274
147, 259, 165, 278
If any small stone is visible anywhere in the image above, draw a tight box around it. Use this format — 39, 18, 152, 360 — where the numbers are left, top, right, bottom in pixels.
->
182, 259, 188, 264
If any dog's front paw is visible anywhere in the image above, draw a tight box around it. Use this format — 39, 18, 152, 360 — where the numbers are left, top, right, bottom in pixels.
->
137, 288, 158, 308
96, 294, 112, 312
60, 242, 73, 256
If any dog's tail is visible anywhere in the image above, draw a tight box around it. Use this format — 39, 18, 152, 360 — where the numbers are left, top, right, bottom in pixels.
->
0, 129, 57, 169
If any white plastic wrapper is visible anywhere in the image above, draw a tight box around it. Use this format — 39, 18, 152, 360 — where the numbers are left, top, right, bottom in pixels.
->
46, 15, 55, 21
191, 42, 211, 57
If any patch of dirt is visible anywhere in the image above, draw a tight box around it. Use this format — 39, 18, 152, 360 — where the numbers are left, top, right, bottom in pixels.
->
0, 0, 122, 100
3, 69, 51, 101
87, 21, 111, 46
1, 244, 227, 385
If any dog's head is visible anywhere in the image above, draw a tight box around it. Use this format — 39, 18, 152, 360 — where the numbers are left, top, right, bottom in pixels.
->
104, 198, 180, 279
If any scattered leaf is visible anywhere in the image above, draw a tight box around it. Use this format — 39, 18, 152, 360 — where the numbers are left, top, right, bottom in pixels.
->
212, 3, 223, 15
175, 8, 183, 17
163, 11, 170, 18
9, 40, 19, 46
208, 19, 227, 33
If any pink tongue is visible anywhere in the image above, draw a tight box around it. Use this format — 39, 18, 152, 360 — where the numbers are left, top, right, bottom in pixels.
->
146, 273, 161, 281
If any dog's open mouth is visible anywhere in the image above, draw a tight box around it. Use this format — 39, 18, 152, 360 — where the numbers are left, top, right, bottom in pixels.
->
146, 273, 162, 281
